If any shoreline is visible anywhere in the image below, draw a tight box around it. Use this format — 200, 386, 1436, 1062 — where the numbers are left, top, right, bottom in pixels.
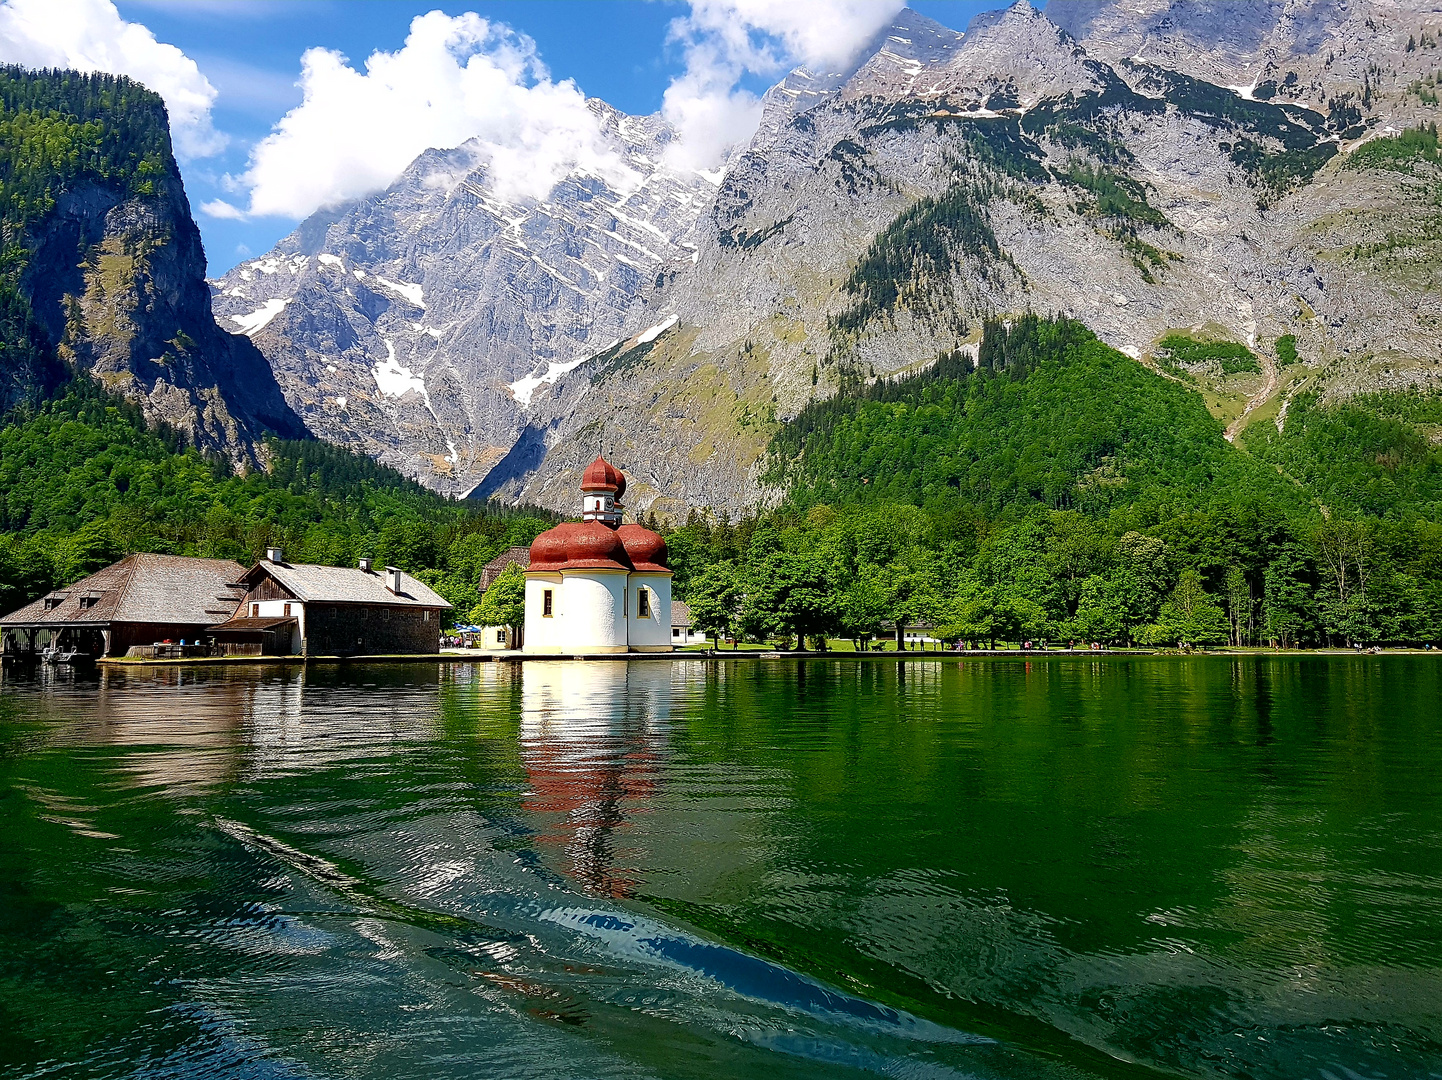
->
1, 646, 1434, 669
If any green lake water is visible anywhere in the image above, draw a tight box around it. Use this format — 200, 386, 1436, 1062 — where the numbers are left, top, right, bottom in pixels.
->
1, 656, 1440, 1080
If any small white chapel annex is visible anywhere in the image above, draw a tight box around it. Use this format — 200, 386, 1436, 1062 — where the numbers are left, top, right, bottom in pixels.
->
523, 456, 673, 653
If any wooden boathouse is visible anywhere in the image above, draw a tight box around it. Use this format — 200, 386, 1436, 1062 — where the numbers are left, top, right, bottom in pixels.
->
0, 554, 248, 658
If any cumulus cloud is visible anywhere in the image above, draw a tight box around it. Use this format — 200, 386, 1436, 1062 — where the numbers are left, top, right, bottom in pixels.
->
234, 11, 638, 221
199, 198, 247, 220
661, 0, 906, 171
0, 0, 224, 158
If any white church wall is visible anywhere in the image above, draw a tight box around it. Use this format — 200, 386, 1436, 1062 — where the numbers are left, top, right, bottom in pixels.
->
562, 571, 629, 652
626, 574, 673, 651
523, 573, 566, 653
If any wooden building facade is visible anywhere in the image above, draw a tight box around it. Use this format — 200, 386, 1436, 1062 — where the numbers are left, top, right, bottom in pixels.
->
208, 550, 452, 656
0, 554, 247, 658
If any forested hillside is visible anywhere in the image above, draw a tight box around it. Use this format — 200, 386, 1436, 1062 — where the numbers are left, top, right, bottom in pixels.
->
660, 317, 1442, 650
0, 385, 551, 619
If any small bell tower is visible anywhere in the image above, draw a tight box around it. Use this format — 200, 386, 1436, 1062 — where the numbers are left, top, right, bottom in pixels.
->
579, 455, 625, 527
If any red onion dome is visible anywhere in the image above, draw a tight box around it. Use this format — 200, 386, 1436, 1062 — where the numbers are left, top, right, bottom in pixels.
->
528, 527, 570, 572
580, 455, 626, 500
616, 524, 669, 573
563, 521, 632, 570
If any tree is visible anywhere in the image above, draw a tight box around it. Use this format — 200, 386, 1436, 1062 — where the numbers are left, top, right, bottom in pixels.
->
1112, 532, 1170, 641
1144, 570, 1228, 648
743, 548, 839, 649
938, 586, 999, 649
1263, 547, 1314, 648
1224, 565, 1254, 646
686, 561, 742, 648
837, 564, 891, 649
470, 564, 526, 643
1069, 574, 1125, 645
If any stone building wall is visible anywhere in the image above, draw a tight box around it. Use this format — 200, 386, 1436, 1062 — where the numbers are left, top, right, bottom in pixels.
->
303, 603, 440, 656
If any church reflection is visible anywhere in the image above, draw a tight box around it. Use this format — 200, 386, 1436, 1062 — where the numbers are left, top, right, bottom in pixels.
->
517, 661, 676, 898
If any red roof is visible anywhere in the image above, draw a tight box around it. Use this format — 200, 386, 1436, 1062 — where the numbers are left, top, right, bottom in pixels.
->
528, 521, 634, 572
580, 455, 626, 499
617, 523, 668, 573
527, 457, 670, 574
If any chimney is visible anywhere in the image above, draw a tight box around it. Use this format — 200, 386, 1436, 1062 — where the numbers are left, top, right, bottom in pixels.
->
358, 557, 374, 573
384, 566, 401, 594
265, 547, 284, 563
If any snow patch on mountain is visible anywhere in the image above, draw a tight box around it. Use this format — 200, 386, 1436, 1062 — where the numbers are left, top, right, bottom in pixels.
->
635, 314, 678, 344
230, 299, 290, 335
373, 341, 425, 399
510, 352, 594, 408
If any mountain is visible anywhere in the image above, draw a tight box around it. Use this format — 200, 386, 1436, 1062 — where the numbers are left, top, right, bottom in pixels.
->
0, 67, 305, 464
222, 1, 1442, 517
210, 104, 718, 497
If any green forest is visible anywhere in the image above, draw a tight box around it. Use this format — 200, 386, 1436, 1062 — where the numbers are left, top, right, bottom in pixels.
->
0, 381, 552, 618
655, 316, 1442, 651
0, 67, 178, 410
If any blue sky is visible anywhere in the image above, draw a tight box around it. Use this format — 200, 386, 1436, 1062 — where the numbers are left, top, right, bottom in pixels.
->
106, 1, 1004, 275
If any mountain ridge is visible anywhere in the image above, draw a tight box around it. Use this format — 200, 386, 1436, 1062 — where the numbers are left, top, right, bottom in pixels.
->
216, 0, 1442, 516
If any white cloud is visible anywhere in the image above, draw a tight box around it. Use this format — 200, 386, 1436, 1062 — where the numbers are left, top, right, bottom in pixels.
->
200, 198, 247, 220
0, 0, 224, 158
236, 11, 638, 221
661, 0, 906, 171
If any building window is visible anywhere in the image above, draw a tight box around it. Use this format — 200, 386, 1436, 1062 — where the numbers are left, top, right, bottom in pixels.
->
79, 595, 97, 609
543, 589, 553, 617
251, 603, 260, 617
43, 597, 60, 610
497, 630, 506, 644
672, 627, 681, 638
283, 603, 291, 616
637, 589, 651, 618
423, 610, 429, 623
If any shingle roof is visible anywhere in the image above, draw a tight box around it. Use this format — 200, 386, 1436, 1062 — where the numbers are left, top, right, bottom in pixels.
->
244, 560, 452, 609
480, 545, 531, 591
1, 554, 247, 628
670, 600, 691, 627
209, 616, 298, 633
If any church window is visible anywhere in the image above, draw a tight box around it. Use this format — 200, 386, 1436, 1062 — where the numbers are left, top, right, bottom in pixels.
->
637, 588, 651, 618
543, 589, 553, 617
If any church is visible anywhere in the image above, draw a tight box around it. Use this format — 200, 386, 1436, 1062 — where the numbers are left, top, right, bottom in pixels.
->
523, 457, 673, 653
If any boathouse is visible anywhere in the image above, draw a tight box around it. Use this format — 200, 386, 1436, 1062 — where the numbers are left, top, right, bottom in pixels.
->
209, 549, 452, 656
523, 457, 672, 654
0, 554, 247, 658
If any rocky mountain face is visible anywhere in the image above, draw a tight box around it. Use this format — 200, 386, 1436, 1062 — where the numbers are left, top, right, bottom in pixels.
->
0, 68, 305, 464
210, 103, 718, 497
26, 168, 307, 459
1048, 0, 1442, 113
224, 0, 1442, 517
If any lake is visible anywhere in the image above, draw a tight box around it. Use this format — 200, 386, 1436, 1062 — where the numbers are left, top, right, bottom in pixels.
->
1, 656, 1439, 1080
